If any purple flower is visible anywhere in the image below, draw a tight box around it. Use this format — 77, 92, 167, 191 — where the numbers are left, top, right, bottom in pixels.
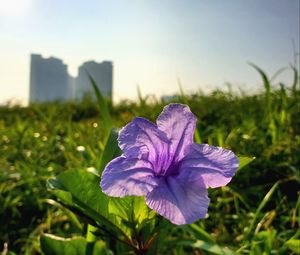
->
100, 104, 239, 225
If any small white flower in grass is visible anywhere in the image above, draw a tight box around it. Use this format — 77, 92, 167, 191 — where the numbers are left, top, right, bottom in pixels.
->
2, 135, 10, 143
76, 145, 85, 152
86, 167, 98, 175
25, 150, 32, 157
242, 134, 250, 140
59, 145, 65, 151
33, 132, 40, 138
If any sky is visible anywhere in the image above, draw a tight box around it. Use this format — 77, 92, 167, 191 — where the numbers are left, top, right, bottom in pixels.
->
0, 0, 299, 104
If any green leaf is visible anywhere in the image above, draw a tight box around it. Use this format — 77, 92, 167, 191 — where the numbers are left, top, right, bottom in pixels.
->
237, 155, 255, 171
284, 239, 300, 254
249, 63, 271, 96
107, 196, 156, 241
47, 169, 150, 249
87, 72, 113, 138
180, 239, 237, 255
130, 196, 155, 225
98, 128, 122, 175
109, 196, 155, 227
47, 169, 130, 242
40, 234, 109, 255
48, 169, 109, 218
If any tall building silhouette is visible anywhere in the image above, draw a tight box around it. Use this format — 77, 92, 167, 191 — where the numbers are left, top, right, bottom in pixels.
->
29, 54, 72, 102
75, 61, 113, 100
29, 54, 113, 103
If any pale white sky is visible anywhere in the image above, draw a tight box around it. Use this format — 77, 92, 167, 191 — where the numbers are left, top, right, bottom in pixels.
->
0, 0, 299, 104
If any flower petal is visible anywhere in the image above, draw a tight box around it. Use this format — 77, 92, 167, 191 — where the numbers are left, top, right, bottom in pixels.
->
146, 176, 209, 225
118, 117, 171, 173
100, 156, 158, 197
156, 104, 196, 163
179, 143, 239, 188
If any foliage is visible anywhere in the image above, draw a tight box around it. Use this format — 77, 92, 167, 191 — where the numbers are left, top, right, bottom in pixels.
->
0, 65, 299, 254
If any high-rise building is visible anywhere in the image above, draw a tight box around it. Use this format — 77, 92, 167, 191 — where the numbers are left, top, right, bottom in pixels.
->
29, 54, 113, 103
29, 54, 72, 102
75, 61, 113, 100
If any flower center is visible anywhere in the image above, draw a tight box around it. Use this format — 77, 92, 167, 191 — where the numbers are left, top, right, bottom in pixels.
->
156, 162, 180, 177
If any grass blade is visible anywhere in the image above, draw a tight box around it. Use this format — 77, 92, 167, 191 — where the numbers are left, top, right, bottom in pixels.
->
237, 156, 255, 171
290, 65, 299, 93
86, 71, 113, 138
249, 63, 272, 120
245, 180, 280, 240
98, 128, 122, 175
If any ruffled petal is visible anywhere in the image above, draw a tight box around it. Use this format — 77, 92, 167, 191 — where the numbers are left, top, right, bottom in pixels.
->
100, 156, 158, 197
156, 104, 196, 164
118, 117, 171, 173
146, 175, 209, 225
179, 143, 239, 188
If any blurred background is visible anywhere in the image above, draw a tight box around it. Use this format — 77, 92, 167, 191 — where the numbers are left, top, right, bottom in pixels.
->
0, 0, 299, 104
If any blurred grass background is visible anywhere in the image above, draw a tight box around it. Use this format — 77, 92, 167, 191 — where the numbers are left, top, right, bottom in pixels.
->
0, 66, 299, 254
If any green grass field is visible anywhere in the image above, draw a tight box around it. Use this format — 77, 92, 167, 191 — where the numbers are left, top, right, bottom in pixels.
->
0, 66, 299, 254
